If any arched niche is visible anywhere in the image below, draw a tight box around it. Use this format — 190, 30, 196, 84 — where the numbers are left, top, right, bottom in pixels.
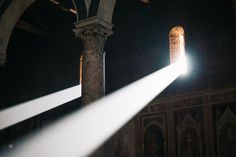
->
217, 108, 236, 157
143, 123, 165, 157
169, 26, 185, 64
177, 114, 203, 157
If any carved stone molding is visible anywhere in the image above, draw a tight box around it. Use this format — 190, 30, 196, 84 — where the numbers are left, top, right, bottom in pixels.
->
75, 24, 112, 55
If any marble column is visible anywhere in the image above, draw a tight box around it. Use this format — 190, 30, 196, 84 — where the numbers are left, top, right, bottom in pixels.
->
74, 17, 113, 106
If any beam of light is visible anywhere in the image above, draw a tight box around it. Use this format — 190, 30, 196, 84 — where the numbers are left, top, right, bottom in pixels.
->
178, 52, 188, 74
0, 85, 81, 131
0, 61, 185, 157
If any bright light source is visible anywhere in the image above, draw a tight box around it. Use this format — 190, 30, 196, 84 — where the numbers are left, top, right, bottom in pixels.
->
1, 63, 183, 157
177, 53, 188, 74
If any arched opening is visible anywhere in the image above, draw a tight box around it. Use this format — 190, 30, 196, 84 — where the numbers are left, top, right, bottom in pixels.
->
169, 26, 185, 64
218, 122, 236, 157
179, 127, 201, 157
144, 125, 165, 157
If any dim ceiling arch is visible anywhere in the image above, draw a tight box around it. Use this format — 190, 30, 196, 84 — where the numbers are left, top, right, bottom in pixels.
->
0, 0, 116, 66
0, 0, 36, 66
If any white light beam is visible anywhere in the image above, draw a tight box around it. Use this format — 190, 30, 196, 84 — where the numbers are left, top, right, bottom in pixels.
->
1, 61, 184, 157
0, 85, 81, 131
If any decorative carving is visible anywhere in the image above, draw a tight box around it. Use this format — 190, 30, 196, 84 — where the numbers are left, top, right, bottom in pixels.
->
75, 24, 111, 55
74, 23, 113, 56
177, 114, 203, 157
210, 90, 236, 103
138, 89, 236, 157
217, 108, 236, 157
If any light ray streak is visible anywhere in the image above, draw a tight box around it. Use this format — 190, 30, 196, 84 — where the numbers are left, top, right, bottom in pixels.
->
0, 85, 81, 131
0, 61, 185, 157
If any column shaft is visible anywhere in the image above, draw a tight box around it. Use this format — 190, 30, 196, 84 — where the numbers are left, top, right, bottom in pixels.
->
74, 20, 112, 105
82, 51, 105, 105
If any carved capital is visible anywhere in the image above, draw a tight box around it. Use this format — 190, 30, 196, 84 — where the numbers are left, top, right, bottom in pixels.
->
73, 17, 113, 55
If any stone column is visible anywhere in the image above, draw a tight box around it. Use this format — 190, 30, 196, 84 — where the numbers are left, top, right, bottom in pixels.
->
74, 17, 113, 105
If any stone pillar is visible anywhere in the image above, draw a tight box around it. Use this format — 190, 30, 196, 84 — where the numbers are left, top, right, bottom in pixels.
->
74, 17, 113, 105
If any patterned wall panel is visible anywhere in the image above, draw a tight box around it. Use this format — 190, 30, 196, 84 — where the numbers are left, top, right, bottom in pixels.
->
136, 88, 236, 157
141, 114, 167, 157
213, 103, 236, 157
174, 108, 203, 157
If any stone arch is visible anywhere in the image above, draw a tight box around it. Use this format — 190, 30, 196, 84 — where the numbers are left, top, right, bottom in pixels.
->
0, 0, 81, 65
0, 0, 117, 65
217, 108, 236, 157
143, 122, 166, 157
71, 0, 80, 21
97, 0, 116, 23
177, 114, 203, 157
144, 121, 164, 133
0, 0, 36, 65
